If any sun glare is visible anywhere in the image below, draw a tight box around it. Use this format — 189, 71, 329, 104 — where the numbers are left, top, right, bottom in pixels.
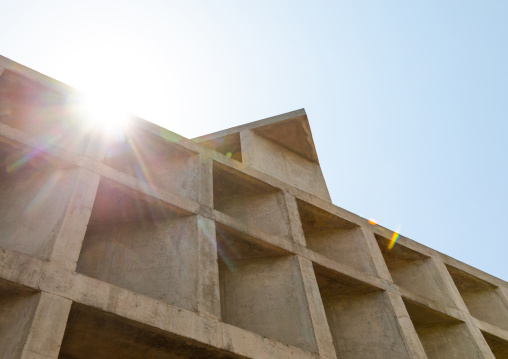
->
78, 95, 129, 137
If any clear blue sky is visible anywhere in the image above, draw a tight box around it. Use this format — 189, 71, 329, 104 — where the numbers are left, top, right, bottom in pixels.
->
1, 1, 507, 280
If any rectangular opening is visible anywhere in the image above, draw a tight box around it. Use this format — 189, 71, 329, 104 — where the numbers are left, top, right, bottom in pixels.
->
446, 265, 508, 331
403, 299, 483, 359
76, 178, 200, 311
197, 132, 242, 162
104, 128, 200, 201
213, 162, 291, 240
0, 138, 79, 259
59, 302, 243, 359
376, 235, 455, 306
0, 70, 88, 154
216, 223, 317, 352
297, 199, 377, 275
313, 264, 410, 359
0, 279, 40, 359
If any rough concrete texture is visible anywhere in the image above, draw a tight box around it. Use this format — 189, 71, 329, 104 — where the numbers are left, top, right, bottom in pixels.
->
0, 140, 79, 260
104, 127, 201, 202
241, 128, 330, 201
0, 280, 40, 359
447, 265, 508, 331
217, 225, 317, 352
0, 69, 89, 154
0, 54, 508, 359
298, 199, 378, 276
59, 302, 244, 359
482, 332, 508, 359
404, 300, 486, 358
314, 265, 410, 359
76, 179, 200, 310
213, 162, 292, 240
377, 234, 457, 307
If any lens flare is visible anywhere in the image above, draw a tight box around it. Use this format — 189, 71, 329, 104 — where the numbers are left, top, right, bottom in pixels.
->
388, 232, 399, 250
79, 95, 129, 136
368, 218, 377, 225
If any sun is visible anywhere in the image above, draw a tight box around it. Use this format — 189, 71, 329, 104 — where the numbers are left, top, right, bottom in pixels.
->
78, 94, 130, 137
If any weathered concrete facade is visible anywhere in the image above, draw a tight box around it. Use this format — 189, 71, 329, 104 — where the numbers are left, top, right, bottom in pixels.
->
0, 54, 507, 358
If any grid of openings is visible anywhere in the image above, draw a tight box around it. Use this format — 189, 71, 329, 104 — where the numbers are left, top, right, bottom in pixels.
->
1, 65, 508, 359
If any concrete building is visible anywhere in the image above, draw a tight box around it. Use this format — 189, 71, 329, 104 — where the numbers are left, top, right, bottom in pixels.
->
0, 54, 507, 359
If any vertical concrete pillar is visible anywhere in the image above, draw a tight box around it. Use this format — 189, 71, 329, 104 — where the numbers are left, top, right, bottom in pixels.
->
196, 216, 220, 320
239, 130, 254, 167
361, 228, 393, 281
49, 168, 100, 271
283, 192, 307, 246
385, 292, 428, 359
496, 285, 508, 312
297, 256, 337, 359
463, 323, 497, 359
197, 155, 213, 208
20, 292, 72, 359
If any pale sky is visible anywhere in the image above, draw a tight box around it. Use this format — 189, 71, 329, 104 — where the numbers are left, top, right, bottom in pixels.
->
1, 1, 507, 280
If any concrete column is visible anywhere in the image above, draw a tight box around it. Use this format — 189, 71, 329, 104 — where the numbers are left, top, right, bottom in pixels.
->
239, 130, 254, 167
196, 216, 221, 320
0, 67, 5, 77
20, 292, 72, 359
360, 228, 393, 281
49, 168, 100, 270
297, 256, 337, 359
283, 192, 307, 246
197, 155, 213, 208
385, 291, 428, 359
463, 323, 496, 359
430, 259, 470, 312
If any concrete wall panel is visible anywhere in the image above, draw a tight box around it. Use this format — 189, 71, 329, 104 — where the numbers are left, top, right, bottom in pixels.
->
219, 255, 318, 352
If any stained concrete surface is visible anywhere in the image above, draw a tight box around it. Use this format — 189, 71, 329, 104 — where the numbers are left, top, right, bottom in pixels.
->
377, 235, 456, 307
241, 129, 330, 201
0, 70, 88, 154
482, 332, 508, 359
104, 128, 201, 201
0, 280, 40, 359
447, 265, 508, 331
77, 179, 199, 310
0, 140, 78, 259
314, 264, 410, 359
405, 299, 484, 358
59, 303, 245, 359
298, 199, 378, 276
1, 57, 507, 359
213, 162, 292, 240
219, 252, 317, 352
